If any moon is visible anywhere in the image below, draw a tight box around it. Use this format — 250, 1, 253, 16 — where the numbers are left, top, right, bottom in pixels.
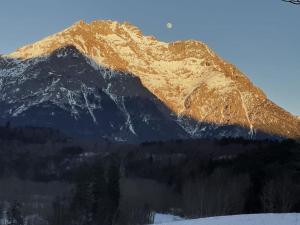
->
166, 22, 173, 29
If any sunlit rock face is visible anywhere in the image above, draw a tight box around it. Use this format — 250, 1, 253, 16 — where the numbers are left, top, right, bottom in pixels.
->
1, 20, 299, 141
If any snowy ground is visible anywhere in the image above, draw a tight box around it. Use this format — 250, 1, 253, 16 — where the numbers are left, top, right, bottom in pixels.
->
154, 213, 184, 224
153, 213, 300, 225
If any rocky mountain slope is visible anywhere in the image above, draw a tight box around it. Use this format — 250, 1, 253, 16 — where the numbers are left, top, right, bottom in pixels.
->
1, 20, 299, 141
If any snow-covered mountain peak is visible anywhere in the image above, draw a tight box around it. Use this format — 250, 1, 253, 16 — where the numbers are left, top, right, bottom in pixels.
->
3, 20, 300, 140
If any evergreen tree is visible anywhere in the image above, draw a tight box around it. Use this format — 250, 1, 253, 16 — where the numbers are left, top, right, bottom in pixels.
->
0, 203, 4, 223
71, 169, 94, 225
92, 163, 108, 224
70, 160, 121, 225
49, 196, 70, 225
5, 121, 11, 129
7, 201, 24, 225
106, 160, 120, 225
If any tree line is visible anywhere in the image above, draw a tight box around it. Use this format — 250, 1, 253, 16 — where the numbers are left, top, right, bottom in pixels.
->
0, 125, 299, 224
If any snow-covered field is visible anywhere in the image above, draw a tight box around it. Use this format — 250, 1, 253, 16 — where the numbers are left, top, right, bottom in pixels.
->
153, 213, 300, 225
154, 213, 184, 224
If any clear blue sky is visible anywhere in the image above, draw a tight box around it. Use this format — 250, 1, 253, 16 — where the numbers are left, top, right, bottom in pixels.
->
0, 0, 299, 115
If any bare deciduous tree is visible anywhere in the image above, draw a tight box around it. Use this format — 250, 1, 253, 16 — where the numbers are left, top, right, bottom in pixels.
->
261, 176, 296, 213
282, 0, 300, 4
182, 169, 250, 218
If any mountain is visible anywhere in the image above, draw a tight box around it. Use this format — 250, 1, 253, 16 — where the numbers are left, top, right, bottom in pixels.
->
0, 20, 299, 142
0, 47, 188, 142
